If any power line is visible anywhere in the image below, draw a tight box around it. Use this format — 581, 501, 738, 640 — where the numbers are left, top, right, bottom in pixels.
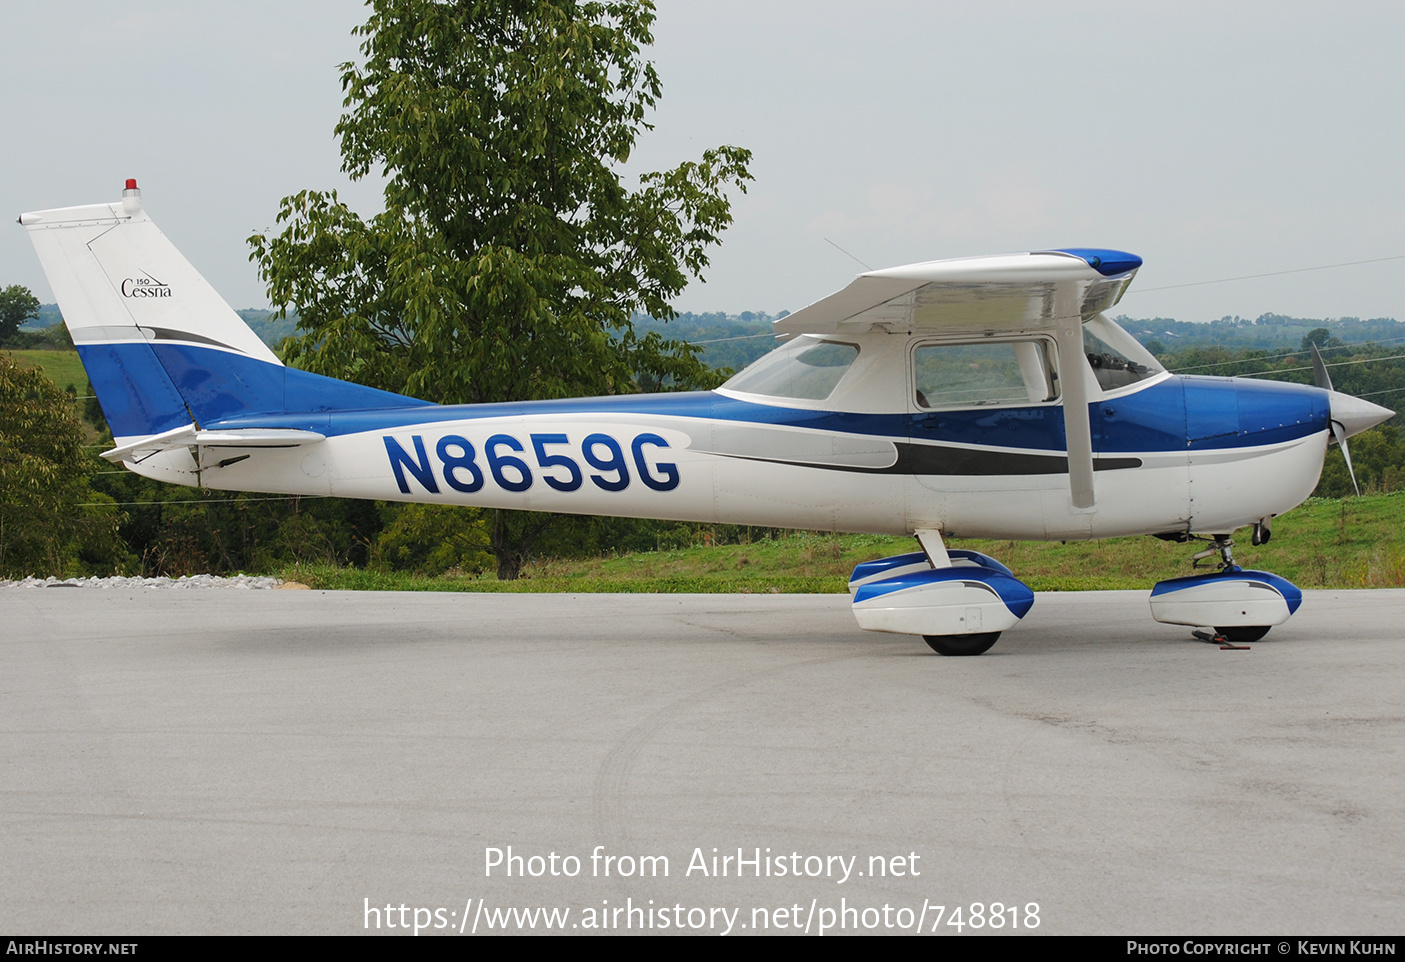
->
1131, 253, 1405, 294
1230, 352, 1405, 380
1355, 386, 1405, 400
1168, 335, 1405, 373
685, 332, 775, 345
1318, 352, 1405, 370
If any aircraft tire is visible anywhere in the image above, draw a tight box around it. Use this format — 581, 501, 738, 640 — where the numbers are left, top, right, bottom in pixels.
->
923, 632, 1001, 656
1216, 626, 1271, 643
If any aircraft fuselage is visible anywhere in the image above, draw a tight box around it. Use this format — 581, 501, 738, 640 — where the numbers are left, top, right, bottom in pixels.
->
123, 346, 1331, 542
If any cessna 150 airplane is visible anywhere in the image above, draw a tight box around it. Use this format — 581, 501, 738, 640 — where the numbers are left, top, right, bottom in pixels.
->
19, 181, 1394, 654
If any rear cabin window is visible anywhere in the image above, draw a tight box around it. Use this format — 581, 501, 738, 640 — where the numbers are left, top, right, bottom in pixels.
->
723, 336, 859, 400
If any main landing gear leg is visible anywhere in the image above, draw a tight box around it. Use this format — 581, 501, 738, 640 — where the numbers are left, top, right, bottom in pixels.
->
848, 529, 1035, 655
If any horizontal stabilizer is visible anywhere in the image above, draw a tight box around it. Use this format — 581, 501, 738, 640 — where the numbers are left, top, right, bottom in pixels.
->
102, 426, 326, 463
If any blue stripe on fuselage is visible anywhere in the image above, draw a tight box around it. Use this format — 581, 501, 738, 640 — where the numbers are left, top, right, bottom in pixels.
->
1094, 376, 1329, 452
149, 342, 430, 422
210, 376, 1328, 455
102, 342, 1329, 455
208, 390, 916, 439
1217, 376, 1331, 448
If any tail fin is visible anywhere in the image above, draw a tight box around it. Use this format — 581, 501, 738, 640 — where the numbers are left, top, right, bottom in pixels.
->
19, 180, 423, 442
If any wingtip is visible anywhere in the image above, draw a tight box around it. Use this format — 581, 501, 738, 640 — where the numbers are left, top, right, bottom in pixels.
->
1047, 248, 1143, 276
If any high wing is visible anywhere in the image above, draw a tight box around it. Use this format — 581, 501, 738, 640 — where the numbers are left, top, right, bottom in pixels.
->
774, 249, 1143, 508
774, 248, 1142, 336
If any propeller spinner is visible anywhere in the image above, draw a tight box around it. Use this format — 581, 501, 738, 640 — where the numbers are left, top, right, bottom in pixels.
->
1308, 342, 1395, 495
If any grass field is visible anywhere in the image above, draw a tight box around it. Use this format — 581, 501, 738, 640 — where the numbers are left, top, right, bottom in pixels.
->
6, 349, 89, 394
282, 492, 1405, 593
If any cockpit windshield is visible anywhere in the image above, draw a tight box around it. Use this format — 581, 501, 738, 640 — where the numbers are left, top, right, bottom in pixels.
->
722, 335, 859, 400
1083, 314, 1164, 391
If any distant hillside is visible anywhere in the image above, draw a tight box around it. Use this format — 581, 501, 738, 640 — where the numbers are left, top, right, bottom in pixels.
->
237, 309, 298, 347
1116, 314, 1405, 353
22, 303, 1405, 369
647, 311, 1405, 373
631, 311, 780, 373
19, 303, 64, 330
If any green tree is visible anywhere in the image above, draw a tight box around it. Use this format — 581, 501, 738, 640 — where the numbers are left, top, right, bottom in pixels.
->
0, 285, 42, 346
0, 354, 128, 576
370, 503, 495, 576
1301, 327, 1342, 353
250, 0, 751, 578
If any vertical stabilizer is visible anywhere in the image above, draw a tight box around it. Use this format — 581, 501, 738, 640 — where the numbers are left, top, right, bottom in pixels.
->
20, 181, 423, 443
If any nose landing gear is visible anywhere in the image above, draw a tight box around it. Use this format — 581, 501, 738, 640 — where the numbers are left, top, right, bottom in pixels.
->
1150, 534, 1302, 645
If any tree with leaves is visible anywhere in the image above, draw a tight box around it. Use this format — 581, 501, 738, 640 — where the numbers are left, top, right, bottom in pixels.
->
0, 354, 128, 576
1301, 327, 1343, 353
250, 0, 751, 578
0, 285, 42, 346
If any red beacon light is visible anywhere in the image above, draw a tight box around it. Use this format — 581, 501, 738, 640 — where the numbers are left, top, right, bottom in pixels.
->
121, 178, 142, 213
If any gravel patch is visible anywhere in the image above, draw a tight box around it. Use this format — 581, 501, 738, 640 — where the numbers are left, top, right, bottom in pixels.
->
1, 575, 284, 590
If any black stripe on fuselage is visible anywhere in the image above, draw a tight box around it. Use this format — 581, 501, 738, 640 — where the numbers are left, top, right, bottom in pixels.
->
716, 442, 1142, 476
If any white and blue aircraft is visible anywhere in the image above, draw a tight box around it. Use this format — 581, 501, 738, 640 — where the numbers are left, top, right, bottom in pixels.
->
19, 181, 1394, 654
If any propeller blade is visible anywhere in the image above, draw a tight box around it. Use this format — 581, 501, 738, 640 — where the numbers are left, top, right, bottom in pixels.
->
1310, 341, 1384, 496
1309, 341, 1333, 392
1330, 418, 1361, 497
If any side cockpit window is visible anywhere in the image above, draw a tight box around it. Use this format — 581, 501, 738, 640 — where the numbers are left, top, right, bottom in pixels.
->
913, 339, 1058, 409
722, 336, 859, 401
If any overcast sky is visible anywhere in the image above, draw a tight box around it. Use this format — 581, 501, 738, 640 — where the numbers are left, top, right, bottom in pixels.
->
4, 1, 1404, 323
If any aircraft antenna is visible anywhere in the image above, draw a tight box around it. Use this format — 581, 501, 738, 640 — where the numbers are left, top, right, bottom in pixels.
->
824, 237, 872, 271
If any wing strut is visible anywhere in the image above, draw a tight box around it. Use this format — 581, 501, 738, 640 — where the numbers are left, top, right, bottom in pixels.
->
1054, 303, 1096, 509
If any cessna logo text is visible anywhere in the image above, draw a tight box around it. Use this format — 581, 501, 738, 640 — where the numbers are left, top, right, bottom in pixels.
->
121, 276, 171, 298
